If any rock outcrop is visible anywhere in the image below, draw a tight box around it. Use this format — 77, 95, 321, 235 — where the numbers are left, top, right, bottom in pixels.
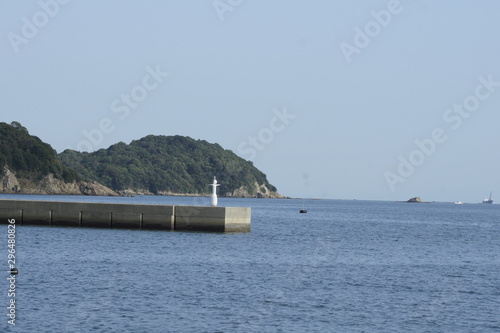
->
2, 166, 21, 193
225, 182, 285, 199
2, 166, 117, 196
406, 197, 429, 203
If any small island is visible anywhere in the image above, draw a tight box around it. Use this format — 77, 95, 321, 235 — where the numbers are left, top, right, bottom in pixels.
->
405, 197, 430, 203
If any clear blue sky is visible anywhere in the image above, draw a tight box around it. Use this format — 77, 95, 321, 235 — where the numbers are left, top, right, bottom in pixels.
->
2, 0, 499, 203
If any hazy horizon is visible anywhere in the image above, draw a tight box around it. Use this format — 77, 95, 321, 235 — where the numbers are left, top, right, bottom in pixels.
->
2, 0, 499, 203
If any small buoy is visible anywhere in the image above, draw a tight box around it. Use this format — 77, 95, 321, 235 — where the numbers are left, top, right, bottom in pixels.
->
10, 268, 18, 275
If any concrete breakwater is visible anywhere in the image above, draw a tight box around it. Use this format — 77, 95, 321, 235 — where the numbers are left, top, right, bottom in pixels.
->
0, 199, 250, 232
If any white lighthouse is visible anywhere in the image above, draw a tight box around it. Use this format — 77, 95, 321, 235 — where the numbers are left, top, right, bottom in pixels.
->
210, 176, 220, 206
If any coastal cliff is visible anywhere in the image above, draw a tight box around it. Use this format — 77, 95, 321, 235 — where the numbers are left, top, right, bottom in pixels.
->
225, 182, 285, 199
2, 166, 117, 196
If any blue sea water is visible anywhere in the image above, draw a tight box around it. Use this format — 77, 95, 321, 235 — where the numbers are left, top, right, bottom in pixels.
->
1, 194, 499, 332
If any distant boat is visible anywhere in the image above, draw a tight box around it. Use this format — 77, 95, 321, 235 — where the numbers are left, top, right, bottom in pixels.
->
454, 201, 463, 205
483, 192, 493, 204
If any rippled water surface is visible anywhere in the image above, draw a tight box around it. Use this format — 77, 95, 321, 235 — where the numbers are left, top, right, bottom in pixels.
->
2, 195, 499, 332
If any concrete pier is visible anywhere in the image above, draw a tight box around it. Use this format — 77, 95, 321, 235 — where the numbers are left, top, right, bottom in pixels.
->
0, 199, 250, 232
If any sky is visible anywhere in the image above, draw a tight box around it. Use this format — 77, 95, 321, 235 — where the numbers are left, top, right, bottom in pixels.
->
1, 0, 500, 203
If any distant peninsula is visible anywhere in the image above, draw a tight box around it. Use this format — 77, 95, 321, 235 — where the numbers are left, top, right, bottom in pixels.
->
1, 121, 283, 198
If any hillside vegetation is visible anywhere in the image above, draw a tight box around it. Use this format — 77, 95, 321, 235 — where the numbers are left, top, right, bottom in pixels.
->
0, 121, 280, 197
59, 135, 280, 197
0, 122, 79, 183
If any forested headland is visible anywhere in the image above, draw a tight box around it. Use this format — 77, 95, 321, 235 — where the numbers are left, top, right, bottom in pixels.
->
1, 122, 282, 198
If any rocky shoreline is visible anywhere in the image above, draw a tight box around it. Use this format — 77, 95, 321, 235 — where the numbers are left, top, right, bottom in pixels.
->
2, 166, 117, 196
2, 166, 285, 199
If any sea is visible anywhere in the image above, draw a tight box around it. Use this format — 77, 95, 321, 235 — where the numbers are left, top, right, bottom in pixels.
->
1, 194, 499, 333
